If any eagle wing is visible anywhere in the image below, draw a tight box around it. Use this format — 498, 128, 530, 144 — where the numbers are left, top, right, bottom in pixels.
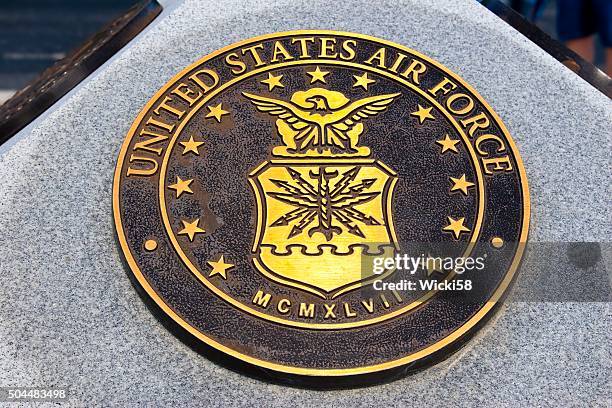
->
330, 92, 401, 127
242, 92, 314, 126
323, 92, 400, 148
243, 92, 325, 150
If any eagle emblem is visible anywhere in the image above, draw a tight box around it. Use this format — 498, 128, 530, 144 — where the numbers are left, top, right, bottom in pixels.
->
246, 87, 400, 298
243, 88, 400, 157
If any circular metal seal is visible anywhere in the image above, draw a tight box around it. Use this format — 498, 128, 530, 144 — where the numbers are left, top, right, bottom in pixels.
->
113, 31, 529, 384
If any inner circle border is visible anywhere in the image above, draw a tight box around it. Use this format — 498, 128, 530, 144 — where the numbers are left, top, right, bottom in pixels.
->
113, 30, 530, 376
158, 59, 486, 329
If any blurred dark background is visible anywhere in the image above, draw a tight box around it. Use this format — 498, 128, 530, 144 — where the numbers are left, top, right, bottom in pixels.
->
502, 0, 610, 72
0, 0, 138, 103
0, 0, 609, 105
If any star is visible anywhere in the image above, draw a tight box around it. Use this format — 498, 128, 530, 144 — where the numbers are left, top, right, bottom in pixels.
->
168, 176, 193, 198
178, 219, 205, 241
352, 72, 375, 90
450, 174, 475, 195
207, 255, 234, 280
205, 103, 229, 123
443, 216, 471, 239
261, 72, 284, 91
306, 66, 330, 84
410, 104, 435, 124
180, 136, 204, 155
436, 134, 460, 154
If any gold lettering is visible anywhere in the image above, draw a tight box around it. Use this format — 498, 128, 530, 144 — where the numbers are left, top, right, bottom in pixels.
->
482, 156, 513, 174
145, 116, 174, 133
361, 299, 374, 314
343, 302, 357, 318
475, 134, 506, 156
446, 93, 474, 115
461, 112, 490, 137
389, 52, 408, 73
340, 39, 357, 60
400, 59, 427, 84
153, 96, 185, 118
291, 37, 315, 58
252, 290, 271, 308
380, 294, 390, 308
318, 37, 337, 58
277, 298, 291, 314
126, 154, 158, 177
364, 47, 387, 68
429, 77, 457, 97
171, 84, 202, 107
391, 290, 403, 303
241, 44, 265, 67
270, 41, 294, 63
133, 130, 169, 156
188, 69, 219, 93
323, 303, 336, 319
225, 52, 246, 75
298, 303, 315, 318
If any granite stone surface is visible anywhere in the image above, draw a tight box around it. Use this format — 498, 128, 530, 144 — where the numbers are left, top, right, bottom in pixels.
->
0, 0, 610, 406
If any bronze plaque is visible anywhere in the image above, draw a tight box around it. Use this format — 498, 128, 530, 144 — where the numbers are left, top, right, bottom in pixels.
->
113, 31, 529, 384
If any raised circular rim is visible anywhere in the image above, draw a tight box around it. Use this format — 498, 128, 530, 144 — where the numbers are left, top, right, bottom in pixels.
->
113, 30, 530, 376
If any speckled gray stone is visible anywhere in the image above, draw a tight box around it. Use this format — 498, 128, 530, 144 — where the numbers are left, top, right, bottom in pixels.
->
0, 0, 610, 406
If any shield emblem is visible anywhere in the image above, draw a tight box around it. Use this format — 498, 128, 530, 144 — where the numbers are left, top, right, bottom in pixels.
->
249, 158, 399, 299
